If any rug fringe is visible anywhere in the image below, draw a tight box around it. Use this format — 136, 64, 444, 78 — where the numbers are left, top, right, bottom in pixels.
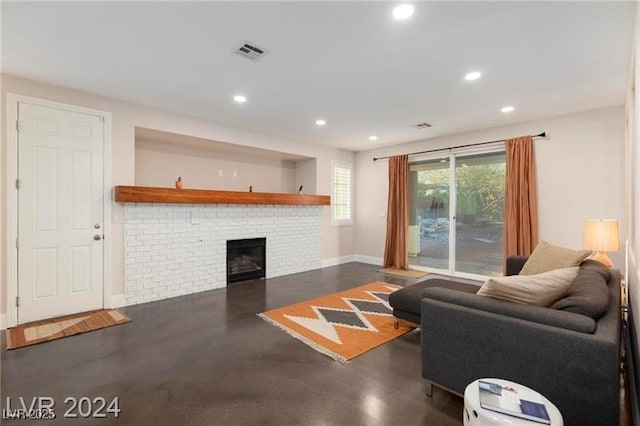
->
257, 313, 350, 364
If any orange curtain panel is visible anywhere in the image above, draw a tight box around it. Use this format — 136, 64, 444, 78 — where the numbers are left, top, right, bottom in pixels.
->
504, 136, 539, 261
383, 155, 409, 269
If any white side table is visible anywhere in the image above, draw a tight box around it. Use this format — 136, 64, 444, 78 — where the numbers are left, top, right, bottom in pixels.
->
463, 378, 564, 426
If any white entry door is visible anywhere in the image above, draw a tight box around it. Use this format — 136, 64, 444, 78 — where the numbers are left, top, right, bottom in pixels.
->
17, 102, 105, 324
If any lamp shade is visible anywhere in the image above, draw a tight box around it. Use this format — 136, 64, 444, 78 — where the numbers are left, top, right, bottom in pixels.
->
584, 219, 620, 252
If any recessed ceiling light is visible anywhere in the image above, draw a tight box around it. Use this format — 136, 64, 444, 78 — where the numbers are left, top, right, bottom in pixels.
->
501, 105, 515, 113
233, 95, 247, 103
392, 4, 414, 20
464, 71, 482, 81
315, 119, 326, 126
369, 135, 378, 141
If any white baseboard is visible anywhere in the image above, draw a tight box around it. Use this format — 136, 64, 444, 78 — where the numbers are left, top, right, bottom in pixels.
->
354, 255, 384, 266
110, 294, 128, 308
0, 314, 6, 330
321, 255, 356, 268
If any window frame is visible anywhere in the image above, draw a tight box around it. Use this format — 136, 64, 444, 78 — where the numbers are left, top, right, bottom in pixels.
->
330, 160, 354, 227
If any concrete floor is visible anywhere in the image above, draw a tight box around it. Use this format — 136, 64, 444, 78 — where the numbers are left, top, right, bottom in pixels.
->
1, 263, 463, 425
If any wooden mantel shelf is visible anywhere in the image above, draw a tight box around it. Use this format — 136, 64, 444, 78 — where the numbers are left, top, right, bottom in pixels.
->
115, 186, 330, 206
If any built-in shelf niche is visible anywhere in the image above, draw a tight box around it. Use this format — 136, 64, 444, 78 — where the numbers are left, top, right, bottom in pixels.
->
134, 127, 317, 195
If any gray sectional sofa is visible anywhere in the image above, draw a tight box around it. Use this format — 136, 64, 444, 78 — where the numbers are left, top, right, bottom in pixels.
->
420, 257, 621, 426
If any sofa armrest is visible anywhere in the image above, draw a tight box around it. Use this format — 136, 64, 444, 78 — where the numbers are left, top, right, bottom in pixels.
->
505, 255, 528, 276
423, 287, 596, 333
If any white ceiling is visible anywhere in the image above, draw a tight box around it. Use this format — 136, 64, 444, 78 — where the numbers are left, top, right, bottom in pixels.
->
2, 1, 635, 151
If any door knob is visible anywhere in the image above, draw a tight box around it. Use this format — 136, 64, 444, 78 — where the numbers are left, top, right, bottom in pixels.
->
94, 223, 101, 229
93, 234, 102, 241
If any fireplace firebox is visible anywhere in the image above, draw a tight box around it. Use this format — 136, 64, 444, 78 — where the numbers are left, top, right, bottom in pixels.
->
226, 238, 266, 284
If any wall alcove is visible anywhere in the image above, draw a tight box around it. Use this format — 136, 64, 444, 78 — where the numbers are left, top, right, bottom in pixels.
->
134, 127, 318, 195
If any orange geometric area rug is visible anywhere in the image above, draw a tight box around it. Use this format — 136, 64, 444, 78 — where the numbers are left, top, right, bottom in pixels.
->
258, 282, 416, 363
5, 309, 131, 350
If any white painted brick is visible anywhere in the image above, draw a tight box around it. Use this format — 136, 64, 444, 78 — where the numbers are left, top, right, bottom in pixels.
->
124, 204, 323, 305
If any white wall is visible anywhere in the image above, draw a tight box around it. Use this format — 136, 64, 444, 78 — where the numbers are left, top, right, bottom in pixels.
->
0, 74, 355, 320
295, 158, 317, 195
624, 2, 640, 414
355, 106, 626, 267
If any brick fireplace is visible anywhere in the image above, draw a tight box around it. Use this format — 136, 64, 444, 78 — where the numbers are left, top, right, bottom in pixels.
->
123, 203, 322, 305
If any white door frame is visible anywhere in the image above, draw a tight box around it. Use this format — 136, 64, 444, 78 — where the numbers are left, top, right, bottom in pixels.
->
5, 93, 112, 328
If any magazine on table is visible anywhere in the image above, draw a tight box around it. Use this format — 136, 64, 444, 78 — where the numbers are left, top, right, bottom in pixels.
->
478, 380, 551, 425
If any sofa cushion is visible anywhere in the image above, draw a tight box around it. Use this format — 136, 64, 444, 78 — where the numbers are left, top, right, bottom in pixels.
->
519, 241, 592, 275
389, 278, 479, 319
477, 266, 579, 307
550, 270, 609, 319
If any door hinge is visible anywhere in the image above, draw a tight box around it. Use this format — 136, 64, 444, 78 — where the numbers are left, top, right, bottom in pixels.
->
15, 179, 21, 190
16, 120, 21, 132
15, 238, 19, 249
16, 297, 19, 308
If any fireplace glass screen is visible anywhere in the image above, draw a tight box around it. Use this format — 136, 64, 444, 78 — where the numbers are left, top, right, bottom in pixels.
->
226, 238, 266, 284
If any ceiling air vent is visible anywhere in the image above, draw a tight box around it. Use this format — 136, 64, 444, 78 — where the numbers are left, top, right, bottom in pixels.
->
412, 122, 432, 129
234, 40, 268, 61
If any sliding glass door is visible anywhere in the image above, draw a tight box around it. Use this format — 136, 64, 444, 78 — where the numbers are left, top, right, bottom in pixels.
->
409, 150, 506, 277
408, 157, 451, 270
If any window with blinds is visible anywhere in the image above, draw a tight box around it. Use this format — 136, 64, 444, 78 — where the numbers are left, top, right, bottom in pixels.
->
331, 161, 353, 226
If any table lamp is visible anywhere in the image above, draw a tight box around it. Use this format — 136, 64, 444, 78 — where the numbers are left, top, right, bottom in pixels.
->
583, 219, 620, 268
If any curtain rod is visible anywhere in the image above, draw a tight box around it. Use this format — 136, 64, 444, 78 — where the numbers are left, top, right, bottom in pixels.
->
372, 132, 547, 162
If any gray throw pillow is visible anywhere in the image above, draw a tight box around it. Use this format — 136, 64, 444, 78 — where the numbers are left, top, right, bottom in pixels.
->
550, 270, 609, 319
519, 241, 592, 275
